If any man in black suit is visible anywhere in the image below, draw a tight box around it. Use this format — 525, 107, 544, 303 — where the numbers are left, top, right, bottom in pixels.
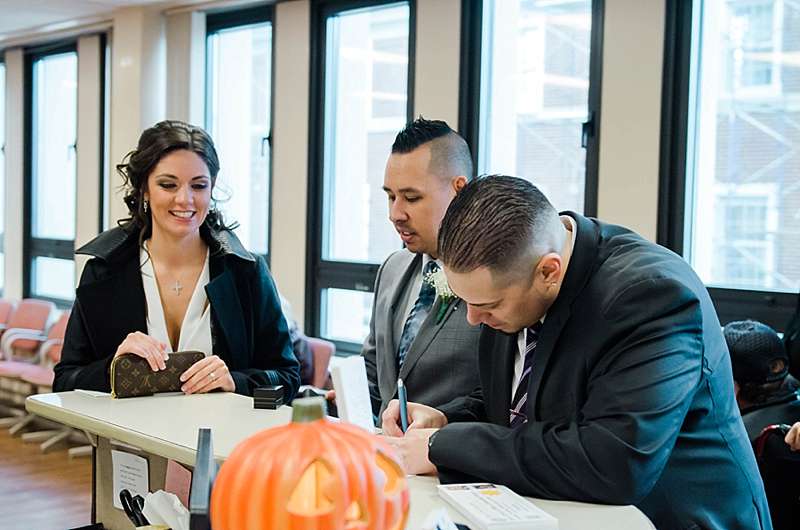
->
383, 176, 772, 529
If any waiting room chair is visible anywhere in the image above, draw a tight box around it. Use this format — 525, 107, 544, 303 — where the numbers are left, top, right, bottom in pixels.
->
0, 302, 58, 429
0, 311, 69, 435
0, 298, 55, 361
307, 337, 335, 389
0, 299, 17, 339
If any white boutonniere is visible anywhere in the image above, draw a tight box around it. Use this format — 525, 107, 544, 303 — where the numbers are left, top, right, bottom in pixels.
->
424, 267, 456, 323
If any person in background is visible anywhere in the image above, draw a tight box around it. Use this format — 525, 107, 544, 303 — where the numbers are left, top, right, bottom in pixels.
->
54, 120, 300, 398
279, 293, 315, 386
724, 320, 800, 530
724, 319, 799, 440
382, 175, 771, 529
786, 423, 800, 449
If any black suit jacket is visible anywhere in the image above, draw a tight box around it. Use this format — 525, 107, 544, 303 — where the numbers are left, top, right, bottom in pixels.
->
431, 213, 772, 530
53, 225, 301, 398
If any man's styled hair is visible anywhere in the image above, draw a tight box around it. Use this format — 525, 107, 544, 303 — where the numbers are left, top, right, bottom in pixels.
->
438, 175, 563, 278
391, 117, 473, 181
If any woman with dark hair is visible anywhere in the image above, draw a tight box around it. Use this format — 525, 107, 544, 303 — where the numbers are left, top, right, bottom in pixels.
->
53, 120, 300, 398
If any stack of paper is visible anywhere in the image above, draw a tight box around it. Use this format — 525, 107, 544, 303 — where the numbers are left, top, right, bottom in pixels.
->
330, 355, 375, 433
438, 483, 558, 530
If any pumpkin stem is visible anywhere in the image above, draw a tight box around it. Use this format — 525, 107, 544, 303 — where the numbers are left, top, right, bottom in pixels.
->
292, 396, 327, 423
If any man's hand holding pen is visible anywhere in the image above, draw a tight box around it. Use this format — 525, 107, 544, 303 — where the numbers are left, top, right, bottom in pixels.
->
381, 398, 448, 475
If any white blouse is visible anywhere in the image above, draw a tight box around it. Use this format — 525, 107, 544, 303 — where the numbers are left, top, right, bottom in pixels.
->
140, 245, 213, 356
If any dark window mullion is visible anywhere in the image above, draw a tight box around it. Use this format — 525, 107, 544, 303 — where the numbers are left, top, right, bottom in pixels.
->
29, 238, 75, 260
317, 261, 380, 293
583, 0, 605, 217
206, 5, 272, 34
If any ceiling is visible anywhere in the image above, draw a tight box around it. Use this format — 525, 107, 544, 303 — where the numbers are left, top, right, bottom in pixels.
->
0, 0, 166, 38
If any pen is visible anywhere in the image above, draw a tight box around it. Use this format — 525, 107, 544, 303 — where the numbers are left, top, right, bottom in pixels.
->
398, 377, 409, 433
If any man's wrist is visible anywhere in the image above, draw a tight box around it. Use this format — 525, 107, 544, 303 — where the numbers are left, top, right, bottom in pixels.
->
428, 429, 440, 451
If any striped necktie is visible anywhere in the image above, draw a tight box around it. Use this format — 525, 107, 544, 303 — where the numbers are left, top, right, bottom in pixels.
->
396, 260, 440, 369
509, 322, 543, 427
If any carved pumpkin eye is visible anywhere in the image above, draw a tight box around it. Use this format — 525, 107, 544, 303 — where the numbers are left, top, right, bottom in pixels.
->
287, 459, 336, 516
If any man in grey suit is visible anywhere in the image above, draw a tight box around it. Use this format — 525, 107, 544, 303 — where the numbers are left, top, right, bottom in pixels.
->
362, 118, 481, 420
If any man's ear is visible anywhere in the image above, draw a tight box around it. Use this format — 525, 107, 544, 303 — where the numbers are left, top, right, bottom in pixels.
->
452, 175, 467, 193
537, 253, 563, 285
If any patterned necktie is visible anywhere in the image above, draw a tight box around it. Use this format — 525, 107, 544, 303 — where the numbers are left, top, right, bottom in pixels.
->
397, 260, 440, 369
509, 322, 543, 427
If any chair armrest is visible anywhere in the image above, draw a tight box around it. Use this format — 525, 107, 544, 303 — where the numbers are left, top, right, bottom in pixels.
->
1, 328, 48, 361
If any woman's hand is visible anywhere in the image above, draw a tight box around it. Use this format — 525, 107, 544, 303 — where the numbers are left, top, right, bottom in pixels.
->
785, 422, 800, 451
180, 355, 235, 394
114, 332, 169, 372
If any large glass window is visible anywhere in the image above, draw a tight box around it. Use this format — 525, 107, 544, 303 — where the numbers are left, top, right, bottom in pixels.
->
0, 61, 6, 295
309, 0, 412, 351
26, 48, 78, 303
661, 0, 799, 328
684, 0, 798, 294
206, 7, 272, 257
466, 0, 602, 213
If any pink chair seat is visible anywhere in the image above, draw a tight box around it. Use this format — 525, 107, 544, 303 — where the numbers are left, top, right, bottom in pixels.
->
19, 366, 54, 387
0, 360, 36, 377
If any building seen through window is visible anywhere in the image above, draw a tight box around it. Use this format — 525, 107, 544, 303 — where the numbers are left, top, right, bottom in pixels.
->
687, 0, 800, 293
478, 0, 593, 213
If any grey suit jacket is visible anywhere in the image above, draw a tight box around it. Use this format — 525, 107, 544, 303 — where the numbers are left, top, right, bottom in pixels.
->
362, 249, 481, 419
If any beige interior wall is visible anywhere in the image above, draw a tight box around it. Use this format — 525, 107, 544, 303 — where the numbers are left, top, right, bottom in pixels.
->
3, 49, 24, 300
413, 0, 461, 127
166, 11, 205, 124
596, 0, 667, 241
270, 0, 310, 327
107, 6, 167, 227
75, 34, 104, 282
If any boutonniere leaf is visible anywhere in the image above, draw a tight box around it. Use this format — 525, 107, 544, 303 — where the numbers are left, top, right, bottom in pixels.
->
424, 268, 457, 324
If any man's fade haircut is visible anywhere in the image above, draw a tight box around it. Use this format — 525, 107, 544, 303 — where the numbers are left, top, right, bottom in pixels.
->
438, 175, 563, 281
391, 117, 473, 181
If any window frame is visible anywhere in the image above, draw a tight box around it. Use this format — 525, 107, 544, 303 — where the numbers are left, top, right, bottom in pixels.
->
205, 4, 275, 263
658, 0, 797, 331
23, 40, 79, 308
458, 0, 605, 216
306, 0, 417, 353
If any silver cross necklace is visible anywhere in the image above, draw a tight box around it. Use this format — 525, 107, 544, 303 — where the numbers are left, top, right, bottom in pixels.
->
171, 280, 183, 296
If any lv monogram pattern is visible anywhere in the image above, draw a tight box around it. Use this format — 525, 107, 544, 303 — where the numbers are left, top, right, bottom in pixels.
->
111, 350, 204, 398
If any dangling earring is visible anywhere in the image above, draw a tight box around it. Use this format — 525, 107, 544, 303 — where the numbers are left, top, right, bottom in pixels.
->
143, 200, 149, 213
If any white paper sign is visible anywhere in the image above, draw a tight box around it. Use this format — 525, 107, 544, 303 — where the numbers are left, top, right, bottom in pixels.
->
331, 355, 375, 433
111, 449, 150, 510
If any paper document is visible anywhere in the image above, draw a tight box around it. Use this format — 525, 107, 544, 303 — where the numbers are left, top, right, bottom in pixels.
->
438, 483, 558, 530
331, 355, 375, 433
75, 389, 110, 398
111, 449, 150, 510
